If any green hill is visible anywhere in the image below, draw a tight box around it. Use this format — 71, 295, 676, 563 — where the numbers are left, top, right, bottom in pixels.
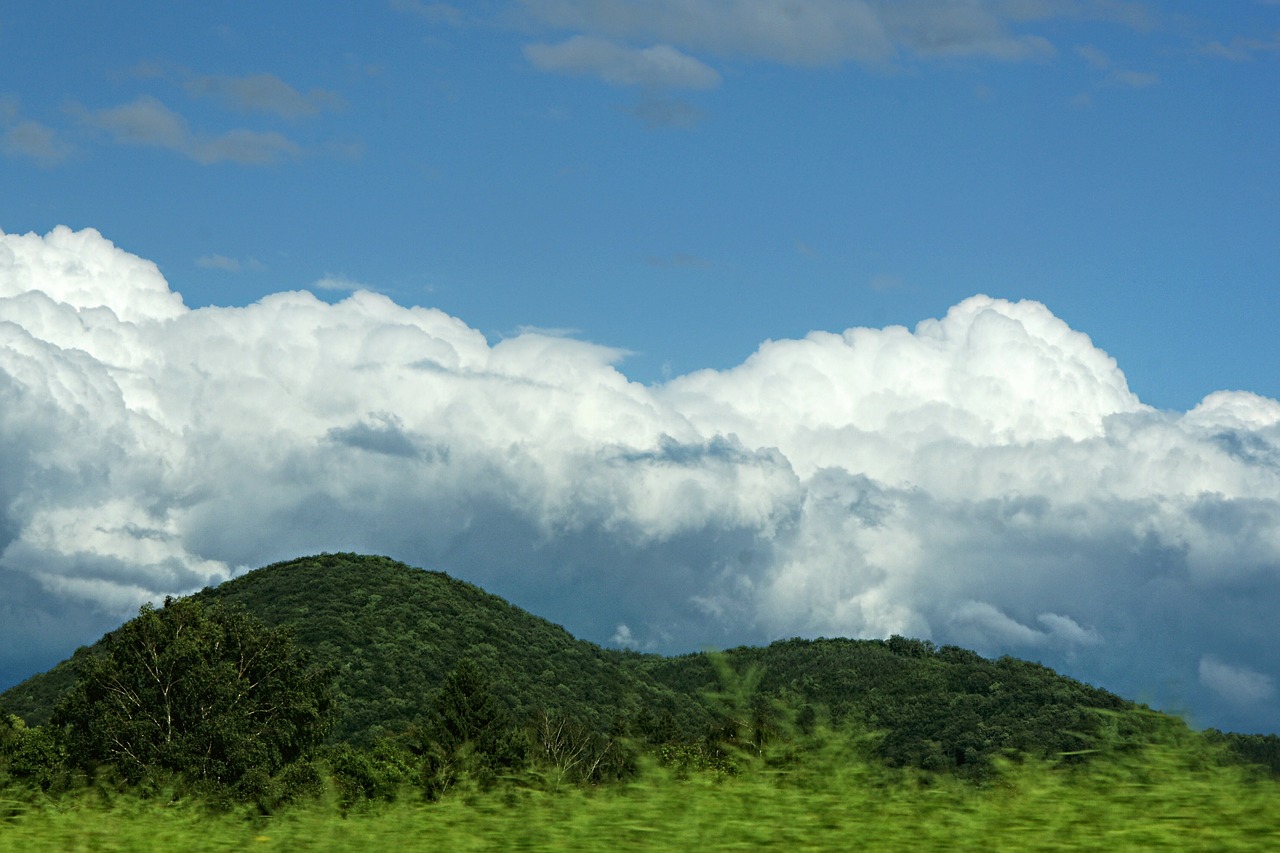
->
1, 554, 698, 745
195, 553, 701, 743
0, 553, 1202, 776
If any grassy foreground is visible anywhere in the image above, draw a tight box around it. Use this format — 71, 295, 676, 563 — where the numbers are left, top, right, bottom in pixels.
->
3, 736, 1278, 852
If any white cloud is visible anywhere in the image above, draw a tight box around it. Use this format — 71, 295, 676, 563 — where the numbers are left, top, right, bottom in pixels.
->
187, 129, 302, 166
79, 96, 302, 165
184, 73, 344, 118
313, 274, 373, 292
998, 0, 1155, 30
197, 254, 241, 272
0, 226, 186, 322
1076, 44, 1111, 69
2, 120, 73, 165
197, 254, 266, 273
877, 2, 1055, 61
1197, 32, 1280, 62
521, 0, 895, 66
2, 226, 1280, 733
629, 96, 707, 128
1074, 43, 1158, 87
518, 0, 1089, 70
525, 36, 722, 89
1110, 68, 1158, 87
391, 0, 466, 26
1200, 657, 1276, 705
611, 623, 638, 647
949, 601, 1049, 649
82, 96, 190, 148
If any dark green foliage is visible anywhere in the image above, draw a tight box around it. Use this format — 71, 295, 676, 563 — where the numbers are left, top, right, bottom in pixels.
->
50, 596, 335, 789
1204, 730, 1280, 776
190, 554, 701, 745
1, 654, 82, 727
434, 659, 512, 755
530, 710, 636, 785
324, 739, 414, 808
412, 659, 531, 797
701, 655, 771, 762
1, 706, 71, 792
639, 635, 1134, 777
5, 552, 1268, 795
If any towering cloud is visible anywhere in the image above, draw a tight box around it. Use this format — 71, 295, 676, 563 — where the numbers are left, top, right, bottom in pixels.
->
2, 226, 1278, 733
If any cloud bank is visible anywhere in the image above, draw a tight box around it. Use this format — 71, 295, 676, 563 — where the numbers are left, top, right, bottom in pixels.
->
3, 226, 1279, 733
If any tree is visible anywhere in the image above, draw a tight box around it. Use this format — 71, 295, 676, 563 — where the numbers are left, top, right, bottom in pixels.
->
52, 596, 335, 789
531, 709, 632, 785
434, 659, 508, 755
1, 705, 69, 792
416, 659, 527, 796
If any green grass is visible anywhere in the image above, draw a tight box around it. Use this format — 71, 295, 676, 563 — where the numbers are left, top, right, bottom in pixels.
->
4, 736, 1278, 852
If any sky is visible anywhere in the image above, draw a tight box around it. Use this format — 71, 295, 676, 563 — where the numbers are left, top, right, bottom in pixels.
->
1, 2, 1279, 734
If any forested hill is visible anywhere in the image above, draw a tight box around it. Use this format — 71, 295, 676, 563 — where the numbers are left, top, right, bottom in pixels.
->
2, 554, 697, 744
640, 638, 1133, 771
0, 552, 1212, 775
198, 554, 697, 742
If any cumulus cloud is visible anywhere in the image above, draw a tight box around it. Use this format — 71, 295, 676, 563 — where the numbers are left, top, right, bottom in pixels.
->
2, 226, 1279, 734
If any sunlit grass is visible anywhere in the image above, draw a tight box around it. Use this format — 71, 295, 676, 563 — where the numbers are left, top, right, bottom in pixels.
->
4, 735, 1278, 852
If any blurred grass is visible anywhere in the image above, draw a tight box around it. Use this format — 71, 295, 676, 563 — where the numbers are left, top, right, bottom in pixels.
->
3, 733, 1278, 852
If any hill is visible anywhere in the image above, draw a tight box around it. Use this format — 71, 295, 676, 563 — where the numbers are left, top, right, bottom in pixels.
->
1, 554, 697, 744
0, 552, 1190, 775
640, 636, 1135, 771
197, 553, 702, 742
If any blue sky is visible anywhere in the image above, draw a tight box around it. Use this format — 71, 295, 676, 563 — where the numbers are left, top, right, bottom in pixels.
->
3, 2, 1280, 736
5, 1, 1278, 406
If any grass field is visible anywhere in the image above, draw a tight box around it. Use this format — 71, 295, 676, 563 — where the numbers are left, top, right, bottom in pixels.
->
3, 735, 1278, 852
